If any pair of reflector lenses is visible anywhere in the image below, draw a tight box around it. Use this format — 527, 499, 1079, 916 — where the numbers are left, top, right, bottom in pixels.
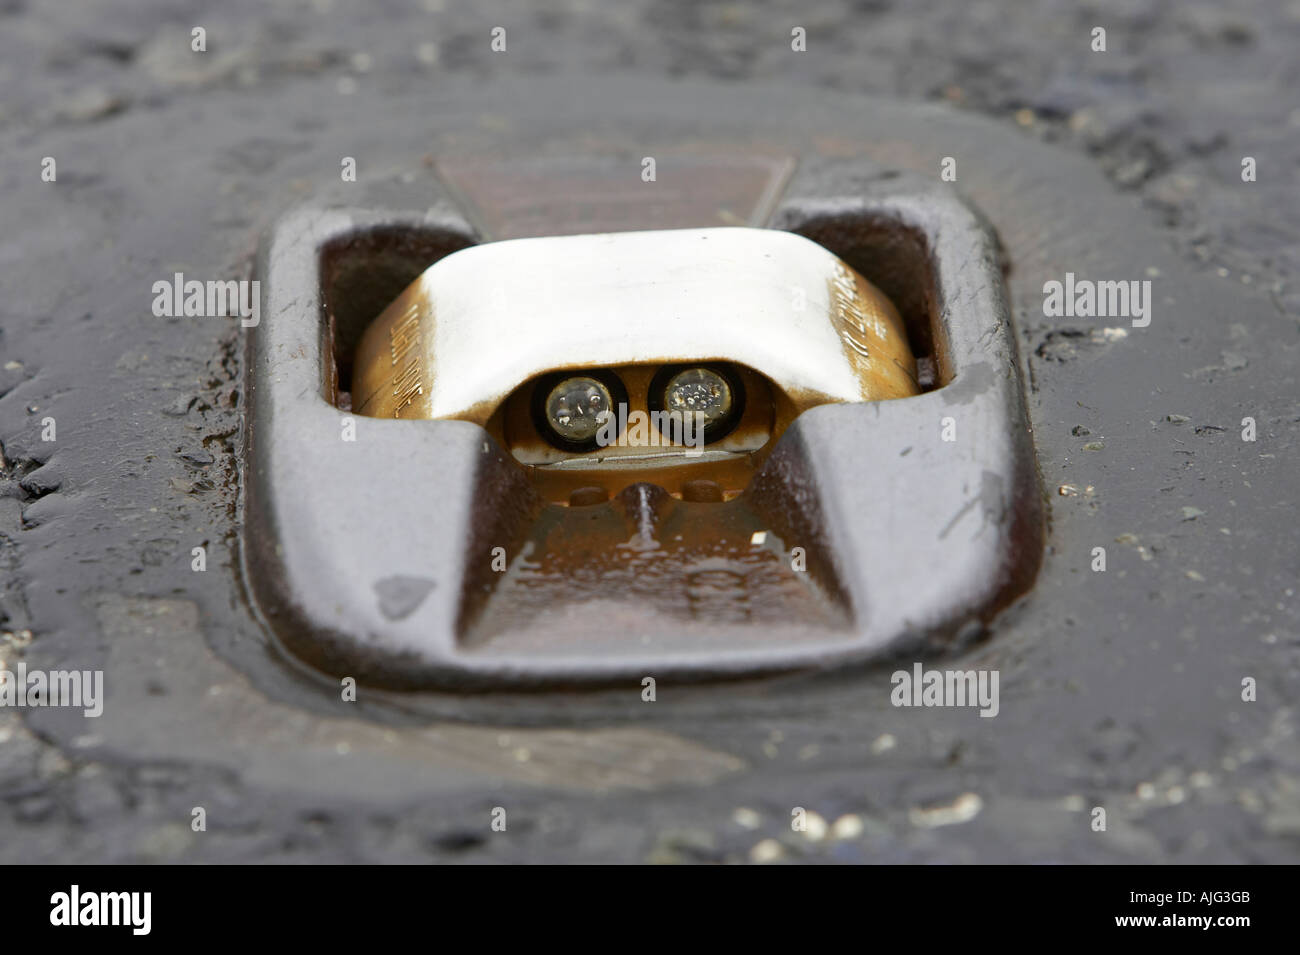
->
536, 364, 742, 452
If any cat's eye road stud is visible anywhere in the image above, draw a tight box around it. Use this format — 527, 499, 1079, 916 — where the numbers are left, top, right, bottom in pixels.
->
245, 170, 1043, 690
350, 227, 918, 503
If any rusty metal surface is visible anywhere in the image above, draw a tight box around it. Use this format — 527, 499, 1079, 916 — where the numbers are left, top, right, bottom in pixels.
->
437, 153, 797, 240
